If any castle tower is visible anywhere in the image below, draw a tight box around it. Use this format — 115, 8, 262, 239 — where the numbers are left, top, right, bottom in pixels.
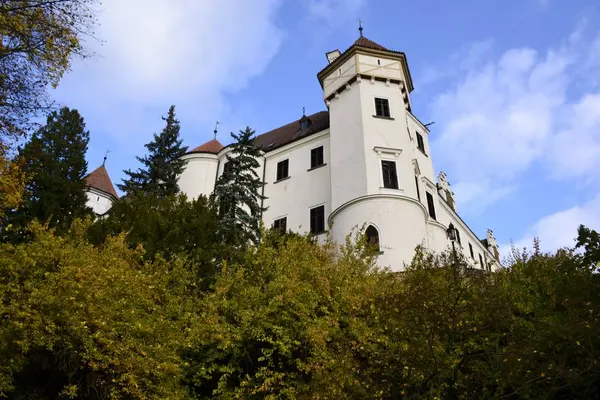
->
318, 33, 434, 265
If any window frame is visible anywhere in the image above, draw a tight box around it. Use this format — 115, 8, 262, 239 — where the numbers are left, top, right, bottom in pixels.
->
223, 160, 233, 174
374, 97, 391, 118
469, 243, 474, 259
426, 192, 437, 220
415, 176, 421, 201
365, 225, 382, 253
310, 146, 325, 170
310, 205, 326, 235
416, 132, 427, 155
478, 253, 485, 269
276, 159, 289, 182
381, 160, 399, 189
273, 216, 287, 233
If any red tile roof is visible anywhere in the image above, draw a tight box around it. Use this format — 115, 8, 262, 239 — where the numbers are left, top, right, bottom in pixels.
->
85, 165, 118, 199
188, 138, 224, 154
354, 36, 388, 51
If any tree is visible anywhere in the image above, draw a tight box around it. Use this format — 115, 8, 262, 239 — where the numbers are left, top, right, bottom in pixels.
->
118, 105, 188, 198
0, 145, 26, 219
88, 193, 222, 285
212, 126, 266, 247
3, 107, 91, 238
576, 224, 600, 270
0, 220, 196, 399
0, 0, 99, 140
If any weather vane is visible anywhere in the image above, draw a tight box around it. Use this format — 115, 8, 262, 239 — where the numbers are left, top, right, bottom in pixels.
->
103, 149, 111, 166
358, 19, 364, 36
213, 121, 221, 139
302, 106, 306, 116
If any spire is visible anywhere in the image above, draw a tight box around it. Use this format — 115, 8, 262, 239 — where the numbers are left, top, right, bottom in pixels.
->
213, 121, 220, 140
102, 149, 110, 166
358, 19, 364, 37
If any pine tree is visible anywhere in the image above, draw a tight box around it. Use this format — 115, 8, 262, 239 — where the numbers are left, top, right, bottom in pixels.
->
118, 105, 188, 197
4, 107, 91, 236
213, 127, 266, 247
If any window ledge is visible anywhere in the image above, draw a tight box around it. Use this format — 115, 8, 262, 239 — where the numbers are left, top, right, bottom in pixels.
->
274, 176, 291, 184
380, 187, 402, 191
373, 115, 395, 120
307, 163, 327, 172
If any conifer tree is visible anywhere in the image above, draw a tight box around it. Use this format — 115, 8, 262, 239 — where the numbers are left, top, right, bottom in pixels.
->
4, 107, 91, 236
118, 105, 188, 197
213, 127, 266, 247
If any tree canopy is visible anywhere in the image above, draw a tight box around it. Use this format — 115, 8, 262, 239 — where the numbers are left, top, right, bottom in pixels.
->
0, 0, 99, 140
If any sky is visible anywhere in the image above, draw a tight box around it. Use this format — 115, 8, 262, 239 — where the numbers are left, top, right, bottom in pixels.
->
53, 0, 600, 257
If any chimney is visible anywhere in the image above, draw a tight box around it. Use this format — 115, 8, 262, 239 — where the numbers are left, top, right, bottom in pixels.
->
437, 172, 456, 211
486, 229, 500, 261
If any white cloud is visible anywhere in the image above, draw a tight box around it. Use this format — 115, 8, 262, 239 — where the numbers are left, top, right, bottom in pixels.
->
428, 28, 600, 213
501, 194, 600, 256
54, 0, 284, 150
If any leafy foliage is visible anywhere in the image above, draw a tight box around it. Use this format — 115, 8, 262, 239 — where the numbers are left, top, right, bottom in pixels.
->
88, 193, 221, 284
212, 126, 266, 248
0, 220, 196, 399
0, 145, 26, 219
3, 107, 91, 240
119, 106, 188, 198
0, 0, 99, 139
576, 224, 600, 269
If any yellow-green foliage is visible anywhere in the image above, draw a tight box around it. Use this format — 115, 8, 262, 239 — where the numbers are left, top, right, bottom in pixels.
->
0, 220, 197, 399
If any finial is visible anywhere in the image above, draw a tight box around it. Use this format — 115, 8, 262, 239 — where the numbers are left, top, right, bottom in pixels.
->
302, 106, 306, 116
358, 19, 364, 36
103, 149, 110, 166
213, 121, 220, 140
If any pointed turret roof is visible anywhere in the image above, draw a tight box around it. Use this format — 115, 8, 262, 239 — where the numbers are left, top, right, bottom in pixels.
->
85, 165, 118, 200
188, 138, 224, 154
354, 36, 388, 51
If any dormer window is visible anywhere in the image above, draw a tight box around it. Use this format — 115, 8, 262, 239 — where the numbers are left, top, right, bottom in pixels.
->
299, 114, 312, 130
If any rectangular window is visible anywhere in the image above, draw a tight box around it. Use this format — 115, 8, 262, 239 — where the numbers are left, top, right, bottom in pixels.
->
311, 146, 324, 169
469, 243, 474, 259
456, 230, 462, 245
415, 176, 421, 201
310, 205, 325, 234
223, 160, 233, 174
478, 253, 484, 268
276, 159, 289, 181
273, 217, 287, 233
374, 98, 391, 118
426, 192, 436, 220
381, 160, 399, 189
416, 132, 426, 154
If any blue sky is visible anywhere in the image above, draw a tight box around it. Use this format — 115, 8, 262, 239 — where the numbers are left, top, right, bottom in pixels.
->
53, 0, 600, 255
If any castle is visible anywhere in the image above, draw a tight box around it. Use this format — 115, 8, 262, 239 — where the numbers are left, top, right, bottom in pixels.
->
85, 33, 500, 272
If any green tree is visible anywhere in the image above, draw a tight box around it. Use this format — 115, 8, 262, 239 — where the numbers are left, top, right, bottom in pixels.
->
576, 224, 600, 269
0, 220, 196, 399
0, 0, 99, 140
3, 107, 91, 239
88, 193, 221, 285
118, 105, 188, 198
212, 126, 266, 247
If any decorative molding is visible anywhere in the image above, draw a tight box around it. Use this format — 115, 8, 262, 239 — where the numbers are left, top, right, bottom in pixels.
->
373, 146, 402, 157
385, 78, 391, 87
345, 83, 351, 91
334, 92, 340, 99
328, 193, 428, 225
356, 75, 362, 83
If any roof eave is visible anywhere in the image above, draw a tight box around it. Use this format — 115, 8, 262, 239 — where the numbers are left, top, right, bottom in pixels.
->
317, 46, 414, 92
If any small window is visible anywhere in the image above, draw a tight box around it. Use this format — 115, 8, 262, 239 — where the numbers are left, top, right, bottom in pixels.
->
416, 132, 426, 154
276, 159, 289, 181
381, 160, 398, 189
469, 243, 474, 259
365, 225, 380, 252
374, 98, 391, 118
311, 146, 324, 169
377, 59, 381, 65
426, 192, 436, 220
223, 160, 233, 174
456, 230, 462, 245
310, 205, 325, 234
478, 253, 484, 268
415, 176, 421, 201
273, 217, 287, 233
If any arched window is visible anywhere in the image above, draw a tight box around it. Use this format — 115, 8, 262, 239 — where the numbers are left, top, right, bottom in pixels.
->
365, 225, 380, 252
